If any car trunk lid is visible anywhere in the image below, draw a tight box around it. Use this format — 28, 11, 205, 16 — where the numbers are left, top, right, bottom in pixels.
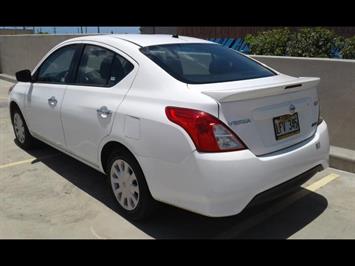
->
188, 75, 320, 156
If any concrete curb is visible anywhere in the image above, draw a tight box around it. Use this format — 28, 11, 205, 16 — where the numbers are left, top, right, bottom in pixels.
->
0, 74, 16, 83
330, 146, 355, 173
0, 73, 354, 173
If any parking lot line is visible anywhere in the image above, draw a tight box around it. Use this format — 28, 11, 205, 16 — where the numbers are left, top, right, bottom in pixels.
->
305, 173, 339, 191
0, 154, 59, 169
306, 174, 339, 192
0, 158, 35, 169
217, 171, 340, 238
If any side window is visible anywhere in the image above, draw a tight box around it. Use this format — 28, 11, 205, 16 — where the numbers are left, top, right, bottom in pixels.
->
76, 45, 114, 86
37, 45, 77, 84
76, 45, 134, 87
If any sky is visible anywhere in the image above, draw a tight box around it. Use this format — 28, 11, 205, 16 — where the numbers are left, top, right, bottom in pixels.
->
1, 27, 140, 34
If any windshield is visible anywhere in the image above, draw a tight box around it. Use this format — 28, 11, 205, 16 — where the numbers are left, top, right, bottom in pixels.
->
140, 43, 276, 84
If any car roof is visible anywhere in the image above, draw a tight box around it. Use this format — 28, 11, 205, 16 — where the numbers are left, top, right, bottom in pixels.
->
112, 34, 212, 47
67, 34, 213, 48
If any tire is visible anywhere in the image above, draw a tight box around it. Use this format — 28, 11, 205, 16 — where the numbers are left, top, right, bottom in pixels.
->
107, 151, 156, 221
11, 108, 36, 150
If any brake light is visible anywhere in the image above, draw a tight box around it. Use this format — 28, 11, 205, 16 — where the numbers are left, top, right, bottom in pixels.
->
165, 106, 246, 152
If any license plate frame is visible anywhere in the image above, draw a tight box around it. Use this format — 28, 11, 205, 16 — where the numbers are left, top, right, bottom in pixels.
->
273, 113, 300, 141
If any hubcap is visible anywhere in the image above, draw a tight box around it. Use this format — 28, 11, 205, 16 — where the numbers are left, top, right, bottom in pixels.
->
13, 113, 25, 144
110, 159, 140, 211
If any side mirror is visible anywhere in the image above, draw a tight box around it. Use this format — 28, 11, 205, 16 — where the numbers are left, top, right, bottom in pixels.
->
15, 69, 32, 82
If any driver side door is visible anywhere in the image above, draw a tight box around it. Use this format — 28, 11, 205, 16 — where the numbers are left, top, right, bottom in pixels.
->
25, 44, 81, 148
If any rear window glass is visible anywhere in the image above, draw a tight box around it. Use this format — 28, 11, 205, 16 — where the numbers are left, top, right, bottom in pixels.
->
140, 43, 276, 84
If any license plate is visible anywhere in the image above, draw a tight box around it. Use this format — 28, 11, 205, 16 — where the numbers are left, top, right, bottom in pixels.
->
273, 113, 300, 140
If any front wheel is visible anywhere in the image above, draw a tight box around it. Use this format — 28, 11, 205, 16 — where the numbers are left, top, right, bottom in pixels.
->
12, 109, 36, 149
107, 152, 156, 221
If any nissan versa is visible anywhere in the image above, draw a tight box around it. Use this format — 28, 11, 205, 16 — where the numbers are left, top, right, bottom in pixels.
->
8, 34, 330, 220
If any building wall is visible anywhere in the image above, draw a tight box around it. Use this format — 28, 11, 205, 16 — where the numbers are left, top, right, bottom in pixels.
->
0, 29, 34, 35
0, 34, 87, 74
140, 27, 177, 34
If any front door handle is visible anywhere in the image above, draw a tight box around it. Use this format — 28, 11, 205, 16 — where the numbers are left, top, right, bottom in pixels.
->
97, 106, 112, 119
48, 96, 57, 107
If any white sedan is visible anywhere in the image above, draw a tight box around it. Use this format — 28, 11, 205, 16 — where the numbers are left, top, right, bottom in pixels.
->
8, 34, 329, 220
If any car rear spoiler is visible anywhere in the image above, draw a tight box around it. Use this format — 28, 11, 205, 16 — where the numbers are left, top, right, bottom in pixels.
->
201, 77, 320, 103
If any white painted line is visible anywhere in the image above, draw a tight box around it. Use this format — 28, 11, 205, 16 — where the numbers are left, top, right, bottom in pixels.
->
0, 154, 59, 169
0, 158, 36, 169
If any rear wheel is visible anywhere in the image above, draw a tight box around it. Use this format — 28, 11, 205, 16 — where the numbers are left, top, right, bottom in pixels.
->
11, 109, 36, 149
107, 152, 156, 221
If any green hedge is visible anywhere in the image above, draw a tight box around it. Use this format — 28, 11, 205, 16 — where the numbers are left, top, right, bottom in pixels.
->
245, 28, 291, 56
286, 27, 339, 57
244, 27, 355, 59
342, 36, 355, 59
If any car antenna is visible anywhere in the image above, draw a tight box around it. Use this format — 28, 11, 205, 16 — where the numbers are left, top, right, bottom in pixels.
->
172, 34, 179, 38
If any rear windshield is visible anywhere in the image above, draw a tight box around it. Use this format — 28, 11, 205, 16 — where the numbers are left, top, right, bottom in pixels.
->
140, 43, 276, 84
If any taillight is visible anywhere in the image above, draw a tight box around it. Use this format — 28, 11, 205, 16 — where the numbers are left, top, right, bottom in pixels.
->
165, 106, 246, 152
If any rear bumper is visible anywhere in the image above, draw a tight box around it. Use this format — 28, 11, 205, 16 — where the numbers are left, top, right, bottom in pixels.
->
139, 121, 329, 217
245, 164, 323, 209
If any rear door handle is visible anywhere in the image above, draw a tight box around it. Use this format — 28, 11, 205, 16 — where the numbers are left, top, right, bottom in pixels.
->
97, 106, 112, 119
48, 96, 57, 107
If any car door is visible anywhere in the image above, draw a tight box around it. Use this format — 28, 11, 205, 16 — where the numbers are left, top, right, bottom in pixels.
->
61, 43, 137, 166
25, 44, 80, 148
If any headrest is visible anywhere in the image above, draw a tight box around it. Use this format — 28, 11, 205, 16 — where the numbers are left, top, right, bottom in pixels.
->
100, 58, 112, 80
111, 56, 124, 79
